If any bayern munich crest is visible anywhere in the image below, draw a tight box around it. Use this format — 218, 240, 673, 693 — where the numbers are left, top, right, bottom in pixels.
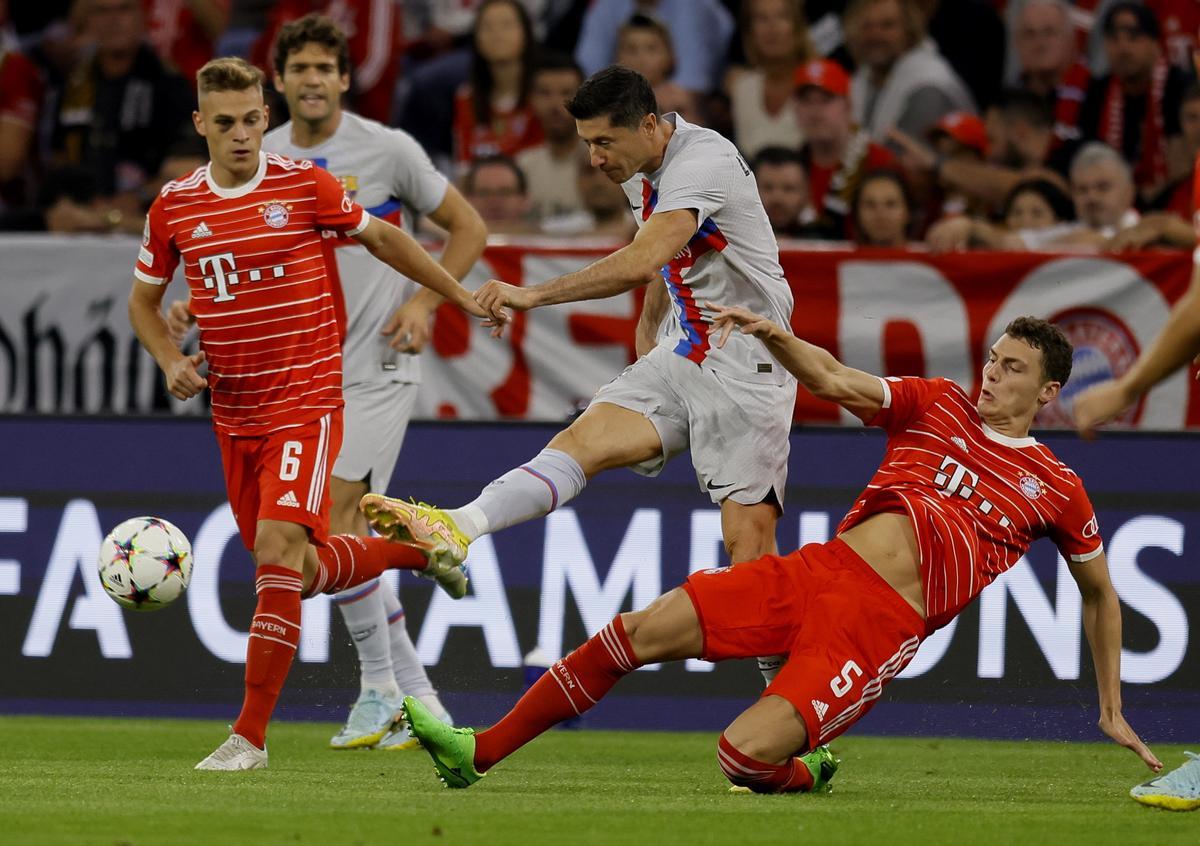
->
1018, 474, 1043, 500
260, 201, 292, 229
1036, 308, 1140, 428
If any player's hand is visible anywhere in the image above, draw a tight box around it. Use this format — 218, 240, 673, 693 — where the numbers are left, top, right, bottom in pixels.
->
164, 351, 207, 401
1099, 710, 1162, 772
706, 302, 776, 348
475, 279, 534, 337
1071, 379, 1134, 438
382, 299, 434, 353
166, 299, 195, 346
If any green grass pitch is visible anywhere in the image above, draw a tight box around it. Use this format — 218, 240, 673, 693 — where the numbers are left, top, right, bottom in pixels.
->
0, 715, 1193, 845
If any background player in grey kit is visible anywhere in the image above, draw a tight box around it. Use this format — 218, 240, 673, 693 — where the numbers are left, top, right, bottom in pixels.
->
362, 65, 797, 680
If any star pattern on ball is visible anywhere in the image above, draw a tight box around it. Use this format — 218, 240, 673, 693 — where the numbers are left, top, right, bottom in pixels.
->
158, 544, 186, 578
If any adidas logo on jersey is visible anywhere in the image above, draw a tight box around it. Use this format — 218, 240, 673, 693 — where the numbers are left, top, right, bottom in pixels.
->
811, 699, 829, 721
276, 490, 300, 508
191, 221, 214, 240
951, 436, 968, 452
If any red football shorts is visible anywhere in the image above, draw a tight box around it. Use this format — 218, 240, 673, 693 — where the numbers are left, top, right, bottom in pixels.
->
216, 410, 343, 550
683, 537, 925, 751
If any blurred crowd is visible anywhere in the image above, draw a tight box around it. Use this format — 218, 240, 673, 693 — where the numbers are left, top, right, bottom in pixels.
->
2, 0, 1199, 254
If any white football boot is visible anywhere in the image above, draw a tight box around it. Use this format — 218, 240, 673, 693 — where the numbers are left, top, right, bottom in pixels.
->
194, 733, 268, 770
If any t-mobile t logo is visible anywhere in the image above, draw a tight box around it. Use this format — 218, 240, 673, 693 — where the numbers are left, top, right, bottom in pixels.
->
199, 252, 285, 303
933, 455, 1010, 528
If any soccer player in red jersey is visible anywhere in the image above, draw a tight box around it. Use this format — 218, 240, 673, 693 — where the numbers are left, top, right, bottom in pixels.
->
402, 308, 1162, 793
128, 57, 487, 771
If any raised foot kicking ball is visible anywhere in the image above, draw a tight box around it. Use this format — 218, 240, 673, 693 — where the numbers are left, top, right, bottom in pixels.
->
98, 517, 193, 611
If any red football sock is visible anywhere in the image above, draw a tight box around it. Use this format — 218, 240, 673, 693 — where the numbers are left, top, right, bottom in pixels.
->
304, 535, 428, 597
473, 616, 640, 772
232, 565, 303, 749
716, 734, 815, 793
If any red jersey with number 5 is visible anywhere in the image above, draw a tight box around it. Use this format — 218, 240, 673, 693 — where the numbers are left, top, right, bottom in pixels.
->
836, 377, 1103, 634
134, 152, 368, 436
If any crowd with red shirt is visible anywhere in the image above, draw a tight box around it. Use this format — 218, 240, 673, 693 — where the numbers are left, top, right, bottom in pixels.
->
0, 0, 1198, 252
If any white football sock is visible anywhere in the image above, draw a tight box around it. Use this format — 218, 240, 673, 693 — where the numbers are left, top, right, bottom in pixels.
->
380, 585, 438, 702
333, 579, 398, 695
757, 654, 787, 686
447, 448, 587, 541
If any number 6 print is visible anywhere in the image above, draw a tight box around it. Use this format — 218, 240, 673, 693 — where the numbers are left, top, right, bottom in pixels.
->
280, 441, 303, 481
830, 660, 863, 698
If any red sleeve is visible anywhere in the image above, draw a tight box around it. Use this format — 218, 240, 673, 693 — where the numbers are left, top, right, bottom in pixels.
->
133, 195, 180, 285
1049, 479, 1104, 564
864, 376, 952, 433
312, 165, 369, 235
0, 52, 43, 128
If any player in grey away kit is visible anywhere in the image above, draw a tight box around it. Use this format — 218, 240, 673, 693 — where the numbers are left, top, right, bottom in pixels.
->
361, 66, 798, 683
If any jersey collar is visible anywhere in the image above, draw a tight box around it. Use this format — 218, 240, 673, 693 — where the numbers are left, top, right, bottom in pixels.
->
981, 423, 1038, 448
205, 151, 268, 199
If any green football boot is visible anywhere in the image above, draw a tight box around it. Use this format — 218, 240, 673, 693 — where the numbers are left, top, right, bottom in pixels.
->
402, 695, 485, 789
802, 744, 840, 793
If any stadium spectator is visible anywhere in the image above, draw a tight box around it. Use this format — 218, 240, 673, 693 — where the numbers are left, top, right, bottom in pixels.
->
515, 53, 586, 223
843, 0, 975, 142
1011, 0, 1091, 145
851, 168, 913, 247
614, 13, 697, 123
923, 111, 990, 222
724, 0, 813, 159
574, 0, 734, 96
891, 89, 1077, 215
1151, 83, 1200, 216
142, 0, 230, 84
751, 146, 816, 239
253, 0, 402, 123
463, 153, 533, 232
795, 58, 896, 239
926, 176, 1076, 252
453, 0, 544, 171
0, 1, 44, 194
1146, 0, 1200, 73
542, 157, 637, 239
1079, 2, 1191, 202
47, 0, 198, 227
922, 0, 1006, 111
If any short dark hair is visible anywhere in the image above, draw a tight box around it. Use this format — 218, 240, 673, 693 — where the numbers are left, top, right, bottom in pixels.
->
752, 146, 804, 172
273, 14, 350, 78
995, 88, 1054, 131
1103, 1, 1160, 40
464, 154, 527, 195
1005, 316, 1073, 385
534, 51, 584, 81
566, 65, 658, 129
1004, 178, 1075, 223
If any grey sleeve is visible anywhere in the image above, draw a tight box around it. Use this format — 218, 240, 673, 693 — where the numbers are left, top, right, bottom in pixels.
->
390, 128, 450, 216
895, 87, 959, 139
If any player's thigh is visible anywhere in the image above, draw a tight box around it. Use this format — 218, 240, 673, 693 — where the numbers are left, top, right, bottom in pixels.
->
720, 498, 780, 562
257, 411, 343, 546
685, 369, 794, 512
216, 430, 262, 551
548, 401, 666, 476
568, 347, 689, 477
722, 694, 809, 764
620, 587, 704, 663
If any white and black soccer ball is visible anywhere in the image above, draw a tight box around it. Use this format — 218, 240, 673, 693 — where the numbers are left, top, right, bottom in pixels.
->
97, 517, 193, 611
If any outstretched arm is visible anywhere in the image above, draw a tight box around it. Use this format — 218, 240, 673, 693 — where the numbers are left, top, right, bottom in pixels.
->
709, 304, 885, 421
353, 215, 487, 318
1074, 268, 1200, 434
473, 209, 697, 323
1068, 552, 1162, 772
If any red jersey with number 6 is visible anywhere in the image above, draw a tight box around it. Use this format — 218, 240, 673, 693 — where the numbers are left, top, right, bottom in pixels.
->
837, 377, 1104, 634
134, 152, 369, 436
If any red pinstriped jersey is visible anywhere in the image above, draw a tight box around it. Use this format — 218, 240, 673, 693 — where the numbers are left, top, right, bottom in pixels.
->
837, 377, 1103, 634
134, 152, 369, 436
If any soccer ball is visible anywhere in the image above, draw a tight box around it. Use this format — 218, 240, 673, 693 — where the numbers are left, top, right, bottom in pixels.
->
97, 517, 193, 611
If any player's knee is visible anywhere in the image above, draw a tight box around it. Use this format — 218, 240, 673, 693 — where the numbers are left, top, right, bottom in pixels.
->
252, 522, 308, 568
723, 523, 773, 562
